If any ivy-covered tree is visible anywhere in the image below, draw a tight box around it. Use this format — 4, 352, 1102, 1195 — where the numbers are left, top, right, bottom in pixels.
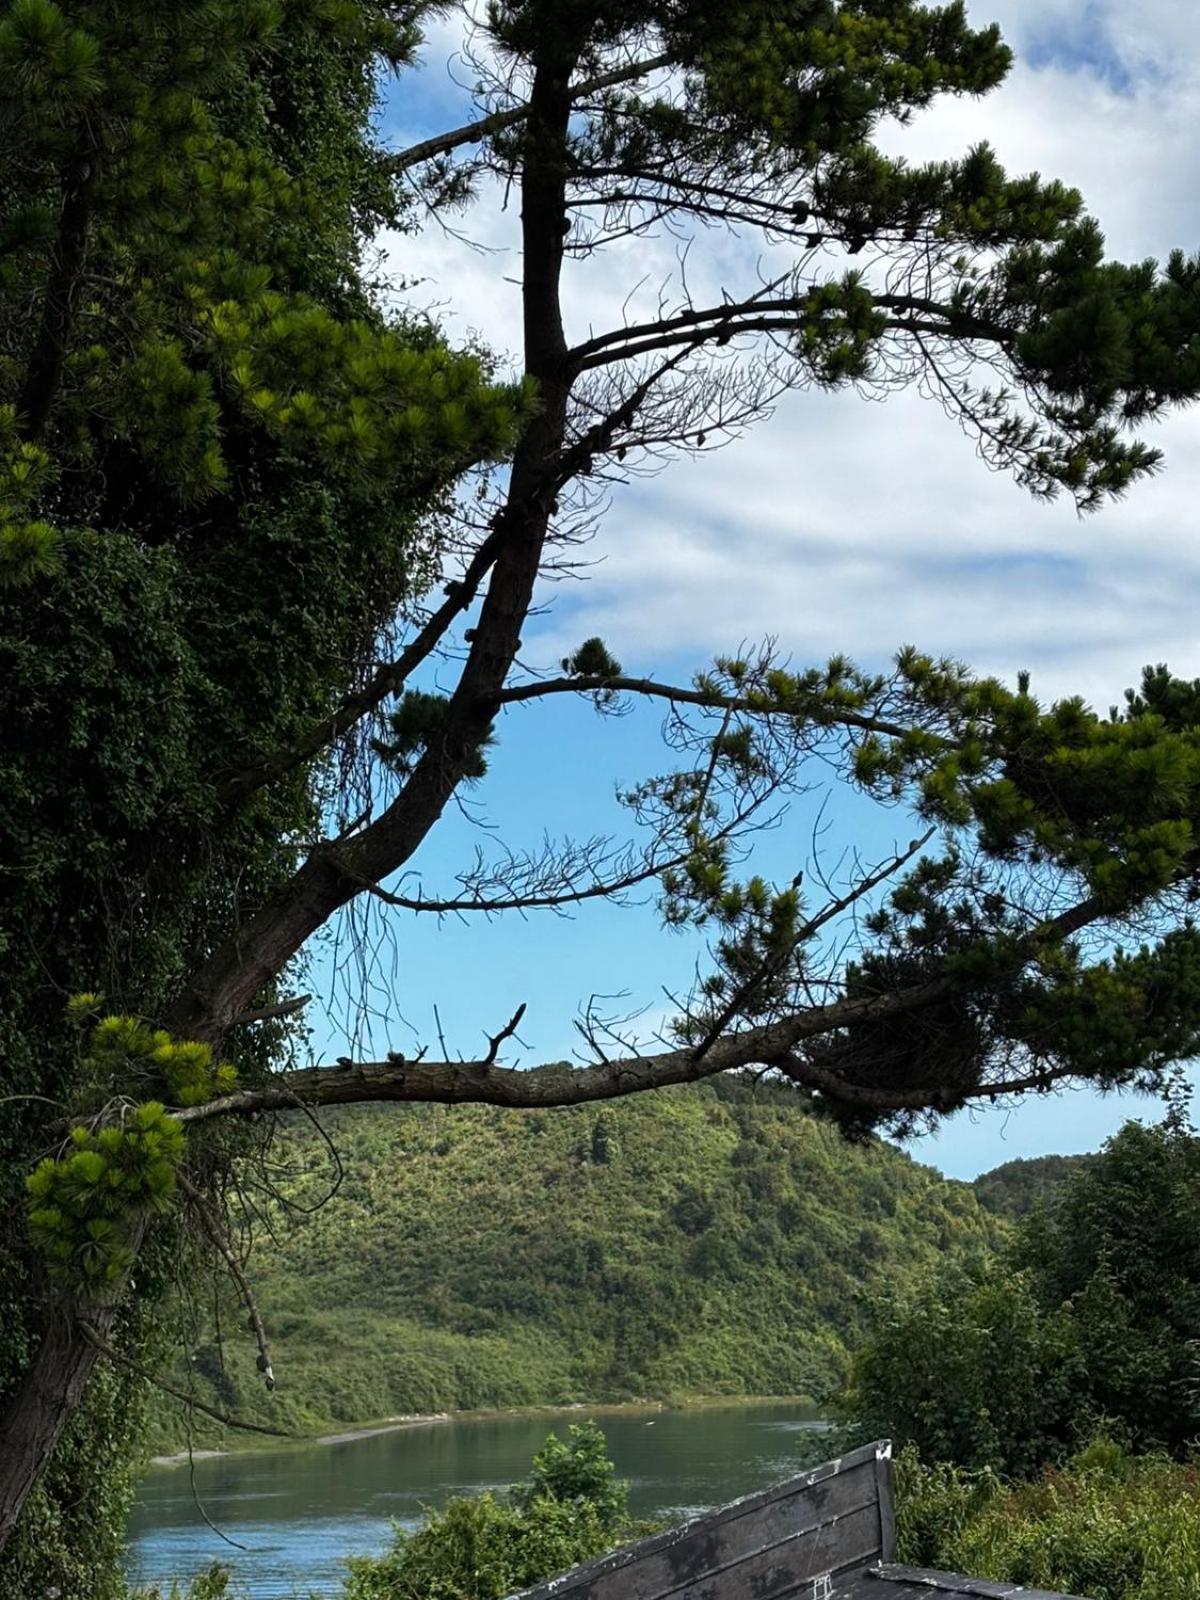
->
0, 0, 525, 1589
8, 0, 1200, 1587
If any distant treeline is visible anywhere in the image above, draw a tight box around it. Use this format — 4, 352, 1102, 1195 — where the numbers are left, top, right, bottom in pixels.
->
969, 1153, 1094, 1219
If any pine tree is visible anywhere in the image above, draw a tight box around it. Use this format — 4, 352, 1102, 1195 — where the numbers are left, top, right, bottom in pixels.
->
7, 1, 1200, 1585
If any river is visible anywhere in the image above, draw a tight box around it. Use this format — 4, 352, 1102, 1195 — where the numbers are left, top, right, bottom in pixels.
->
127, 1400, 832, 1597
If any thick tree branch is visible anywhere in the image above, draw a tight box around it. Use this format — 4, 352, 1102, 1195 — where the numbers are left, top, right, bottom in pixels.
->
230, 995, 311, 1028
18, 134, 102, 442
173, 983, 1093, 1129
170, 41, 584, 1039
213, 524, 507, 808
210, 328, 686, 814
492, 674, 916, 740
176, 982, 957, 1126
385, 54, 672, 174
568, 291, 1010, 372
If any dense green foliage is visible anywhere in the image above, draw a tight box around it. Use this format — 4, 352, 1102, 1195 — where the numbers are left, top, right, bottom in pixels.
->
12, 0, 1200, 1587
897, 1440, 1200, 1600
146, 1079, 1000, 1448
845, 1119, 1200, 1473
970, 1154, 1092, 1220
0, 1, 522, 1590
343, 1421, 646, 1600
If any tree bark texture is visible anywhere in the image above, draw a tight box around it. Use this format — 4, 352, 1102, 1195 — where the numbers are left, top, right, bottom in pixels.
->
0, 1302, 114, 1549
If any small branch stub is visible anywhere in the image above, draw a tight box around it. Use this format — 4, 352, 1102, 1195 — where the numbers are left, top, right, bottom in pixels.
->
486, 1003, 528, 1066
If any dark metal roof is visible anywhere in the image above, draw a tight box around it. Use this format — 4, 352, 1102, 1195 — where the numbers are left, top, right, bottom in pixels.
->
503, 1442, 1089, 1600
862, 1565, 1090, 1599
506, 1441, 895, 1599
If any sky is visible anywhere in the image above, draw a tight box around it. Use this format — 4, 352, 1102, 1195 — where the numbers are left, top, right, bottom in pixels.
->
309, 0, 1200, 1180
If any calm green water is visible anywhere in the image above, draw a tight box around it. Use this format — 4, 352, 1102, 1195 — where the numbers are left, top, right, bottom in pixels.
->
126, 1402, 831, 1597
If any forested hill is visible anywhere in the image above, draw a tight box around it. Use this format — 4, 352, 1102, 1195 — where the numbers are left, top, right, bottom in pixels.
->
153, 1080, 1003, 1448
971, 1154, 1094, 1219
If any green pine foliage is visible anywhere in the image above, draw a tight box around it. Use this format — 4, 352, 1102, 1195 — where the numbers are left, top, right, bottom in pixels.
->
372, 690, 496, 783
0, 0, 531, 576
143, 1079, 1001, 1449
485, 1, 1200, 508
27, 1103, 183, 1291
0, 2, 525, 1590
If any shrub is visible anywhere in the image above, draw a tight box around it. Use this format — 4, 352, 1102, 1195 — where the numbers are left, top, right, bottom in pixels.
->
896, 1440, 1200, 1600
132, 1563, 237, 1599
342, 1422, 646, 1600
843, 1120, 1200, 1473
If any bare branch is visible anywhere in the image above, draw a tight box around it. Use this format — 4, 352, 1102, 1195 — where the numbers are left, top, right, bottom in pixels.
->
178, 1175, 275, 1391
333, 822, 744, 917
689, 827, 936, 1061
77, 1323, 289, 1438
568, 289, 1010, 372
485, 1002, 527, 1065
776, 1050, 1085, 1112
176, 981, 957, 1126
230, 995, 311, 1029
433, 1004, 450, 1060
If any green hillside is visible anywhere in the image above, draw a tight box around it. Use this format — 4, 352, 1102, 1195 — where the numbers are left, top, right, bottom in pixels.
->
150, 1079, 1003, 1449
971, 1154, 1094, 1220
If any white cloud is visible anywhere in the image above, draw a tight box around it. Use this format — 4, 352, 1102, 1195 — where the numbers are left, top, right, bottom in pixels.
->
383, 3, 1200, 708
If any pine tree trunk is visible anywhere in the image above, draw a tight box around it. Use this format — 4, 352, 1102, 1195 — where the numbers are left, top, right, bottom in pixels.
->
0, 1304, 112, 1550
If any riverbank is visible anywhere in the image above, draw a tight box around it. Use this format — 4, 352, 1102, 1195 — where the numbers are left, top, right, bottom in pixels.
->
147, 1413, 453, 1468
145, 1392, 819, 1468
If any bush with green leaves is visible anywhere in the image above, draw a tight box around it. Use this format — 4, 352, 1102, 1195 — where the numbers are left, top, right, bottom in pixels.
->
896, 1439, 1200, 1600
343, 1422, 645, 1600
843, 1117, 1200, 1472
132, 1564, 238, 1600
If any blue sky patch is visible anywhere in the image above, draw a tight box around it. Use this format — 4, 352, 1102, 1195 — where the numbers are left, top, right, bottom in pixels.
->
1021, 5, 1140, 94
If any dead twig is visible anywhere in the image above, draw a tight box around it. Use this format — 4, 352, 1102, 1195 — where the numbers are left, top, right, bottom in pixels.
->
485, 1003, 527, 1066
